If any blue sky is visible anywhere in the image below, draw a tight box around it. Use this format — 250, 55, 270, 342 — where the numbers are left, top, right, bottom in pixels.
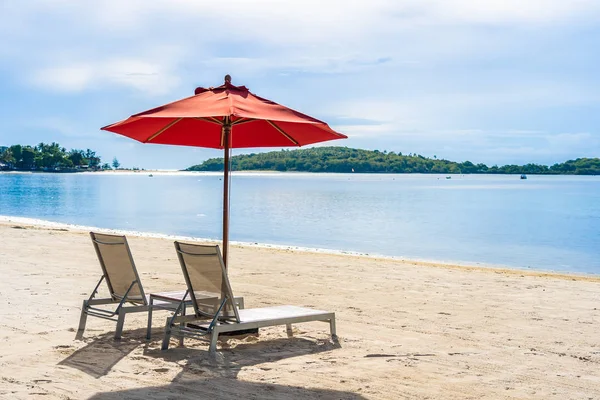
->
0, 1, 599, 169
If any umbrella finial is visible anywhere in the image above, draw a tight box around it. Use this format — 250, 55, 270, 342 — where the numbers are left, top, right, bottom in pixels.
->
224, 74, 232, 84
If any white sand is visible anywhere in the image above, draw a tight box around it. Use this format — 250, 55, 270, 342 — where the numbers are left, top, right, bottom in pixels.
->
0, 221, 599, 399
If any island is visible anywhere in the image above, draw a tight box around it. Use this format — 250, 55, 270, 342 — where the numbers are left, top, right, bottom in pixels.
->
187, 147, 600, 175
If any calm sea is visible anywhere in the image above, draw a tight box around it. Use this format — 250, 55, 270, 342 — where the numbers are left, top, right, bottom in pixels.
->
1, 172, 598, 274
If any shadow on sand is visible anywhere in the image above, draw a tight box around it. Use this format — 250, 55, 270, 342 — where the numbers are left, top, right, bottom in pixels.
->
59, 331, 142, 378
61, 328, 359, 398
88, 372, 366, 400
143, 331, 342, 379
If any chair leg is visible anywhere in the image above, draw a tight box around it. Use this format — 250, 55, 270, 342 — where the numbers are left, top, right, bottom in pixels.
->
76, 300, 88, 339
161, 317, 172, 350
146, 297, 154, 340
286, 323, 293, 337
178, 305, 186, 347
209, 330, 219, 353
329, 317, 337, 337
114, 310, 126, 340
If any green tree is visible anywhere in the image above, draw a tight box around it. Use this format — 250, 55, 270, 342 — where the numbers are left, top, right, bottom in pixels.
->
10, 145, 23, 165
1, 142, 106, 172
0, 148, 14, 166
68, 149, 85, 166
21, 147, 36, 169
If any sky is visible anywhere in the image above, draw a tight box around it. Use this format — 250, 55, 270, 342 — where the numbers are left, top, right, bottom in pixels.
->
0, 0, 599, 169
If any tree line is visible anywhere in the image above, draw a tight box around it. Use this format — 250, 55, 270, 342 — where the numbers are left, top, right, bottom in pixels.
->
0, 142, 119, 171
186, 147, 600, 175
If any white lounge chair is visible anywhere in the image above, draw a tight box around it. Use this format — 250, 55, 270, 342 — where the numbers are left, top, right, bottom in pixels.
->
159, 241, 336, 353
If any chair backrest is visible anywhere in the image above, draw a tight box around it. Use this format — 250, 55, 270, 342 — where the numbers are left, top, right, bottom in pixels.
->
90, 232, 146, 304
174, 241, 240, 322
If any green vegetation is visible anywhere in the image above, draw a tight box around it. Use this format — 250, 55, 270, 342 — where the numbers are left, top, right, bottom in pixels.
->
0, 142, 102, 171
187, 147, 600, 175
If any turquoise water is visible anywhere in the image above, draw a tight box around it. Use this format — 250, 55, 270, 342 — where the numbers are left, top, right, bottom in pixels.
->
1, 172, 599, 274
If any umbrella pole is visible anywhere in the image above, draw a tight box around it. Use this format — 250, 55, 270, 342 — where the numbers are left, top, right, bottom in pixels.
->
222, 120, 231, 269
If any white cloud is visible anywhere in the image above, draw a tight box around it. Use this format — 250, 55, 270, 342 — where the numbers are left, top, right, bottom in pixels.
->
28, 58, 181, 95
1, 0, 599, 167
546, 132, 598, 150
332, 124, 397, 139
1, 0, 597, 97
29, 65, 94, 92
326, 79, 600, 133
424, 0, 600, 25
344, 128, 600, 165
23, 117, 88, 138
19, 0, 600, 34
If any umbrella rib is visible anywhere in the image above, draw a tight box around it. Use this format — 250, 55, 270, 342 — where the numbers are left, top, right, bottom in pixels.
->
232, 118, 256, 126
146, 118, 183, 142
266, 120, 300, 146
194, 117, 223, 125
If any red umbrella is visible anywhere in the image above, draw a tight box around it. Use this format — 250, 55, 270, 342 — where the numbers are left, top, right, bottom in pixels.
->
102, 75, 347, 267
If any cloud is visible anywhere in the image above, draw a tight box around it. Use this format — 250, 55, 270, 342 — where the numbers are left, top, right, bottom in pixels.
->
22, 117, 89, 138
0, 0, 596, 103
17, 1, 600, 34
27, 56, 182, 95
325, 78, 600, 136
29, 65, 94, 93
423, 0, 600, 25
198, 54, 398, 77
1, 1, 599, 168
545, 132, 599, 152
5, 1, 600, 80
343, 128, 600, 165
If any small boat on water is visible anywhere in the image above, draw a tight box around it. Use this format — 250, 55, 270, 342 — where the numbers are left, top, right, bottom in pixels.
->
445, 176, 451, 179
149, 174, 154, 177
520, 174, 527, 180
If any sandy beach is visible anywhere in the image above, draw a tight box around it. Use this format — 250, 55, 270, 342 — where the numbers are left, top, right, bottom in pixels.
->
0, 221, 599, 399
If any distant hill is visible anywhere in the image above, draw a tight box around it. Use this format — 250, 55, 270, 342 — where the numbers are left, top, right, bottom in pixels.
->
186, 147, 600, 175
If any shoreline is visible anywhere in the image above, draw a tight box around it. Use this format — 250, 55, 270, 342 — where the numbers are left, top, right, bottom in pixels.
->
2, 214, 598, 282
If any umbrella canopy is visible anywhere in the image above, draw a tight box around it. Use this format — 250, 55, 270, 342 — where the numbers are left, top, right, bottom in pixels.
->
102, 76, 345, 148
102, 75, 347, 267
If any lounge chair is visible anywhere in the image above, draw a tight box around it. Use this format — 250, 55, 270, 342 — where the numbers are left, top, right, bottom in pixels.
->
77, 232, 189, 340
158, 241, 336, 352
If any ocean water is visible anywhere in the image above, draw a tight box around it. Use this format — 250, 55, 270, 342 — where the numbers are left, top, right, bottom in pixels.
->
0, 172, 598, 274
